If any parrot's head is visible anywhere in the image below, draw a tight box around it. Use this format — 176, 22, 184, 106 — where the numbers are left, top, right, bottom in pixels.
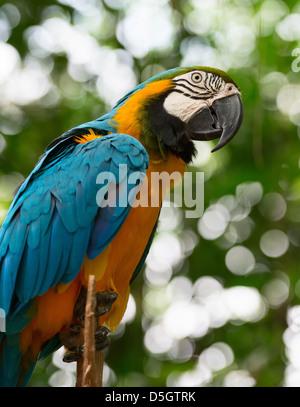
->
113, 66, 243, 164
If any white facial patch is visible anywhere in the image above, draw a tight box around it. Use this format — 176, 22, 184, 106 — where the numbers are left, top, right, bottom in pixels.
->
163, 70, 240, 123
163, 91, 208, 122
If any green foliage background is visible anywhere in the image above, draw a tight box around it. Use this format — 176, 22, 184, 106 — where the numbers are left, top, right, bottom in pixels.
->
0, 0, 300, 387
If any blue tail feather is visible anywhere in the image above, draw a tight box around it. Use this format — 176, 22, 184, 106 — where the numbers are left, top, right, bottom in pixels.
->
0, 333, 36, 387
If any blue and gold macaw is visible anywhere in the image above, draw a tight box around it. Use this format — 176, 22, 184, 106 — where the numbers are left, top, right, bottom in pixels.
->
0, 66, 243, 386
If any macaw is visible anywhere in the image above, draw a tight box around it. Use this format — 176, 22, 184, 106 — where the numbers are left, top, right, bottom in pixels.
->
0, 66, 243, 386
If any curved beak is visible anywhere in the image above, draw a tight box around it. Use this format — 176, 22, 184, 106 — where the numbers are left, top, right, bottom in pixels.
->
186, 93, 244, 152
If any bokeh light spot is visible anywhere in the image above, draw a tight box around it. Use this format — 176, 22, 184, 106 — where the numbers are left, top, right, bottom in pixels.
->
223, 286, 266, 322
225, 245, 255, 275
198, 204, 230, 240
260, 229, 289, 258
198, 342, 234, 372
236, 182, 263, 208
262, 278, 289, 308
259, 192, 287, 221
224, 370, 256, 387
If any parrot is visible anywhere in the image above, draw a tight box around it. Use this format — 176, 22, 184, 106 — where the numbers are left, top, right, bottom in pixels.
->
0, 66, 243, 386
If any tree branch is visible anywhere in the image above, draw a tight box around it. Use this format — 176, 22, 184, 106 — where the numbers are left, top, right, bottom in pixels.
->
76, 275, 104, 387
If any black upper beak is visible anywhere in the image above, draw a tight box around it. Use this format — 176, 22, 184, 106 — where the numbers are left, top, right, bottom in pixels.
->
186, 93, 243, 152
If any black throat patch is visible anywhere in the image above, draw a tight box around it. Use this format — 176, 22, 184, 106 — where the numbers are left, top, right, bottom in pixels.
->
145, 92, 197, 164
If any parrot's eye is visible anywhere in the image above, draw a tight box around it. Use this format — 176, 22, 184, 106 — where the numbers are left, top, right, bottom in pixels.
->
191, 72, 202, 83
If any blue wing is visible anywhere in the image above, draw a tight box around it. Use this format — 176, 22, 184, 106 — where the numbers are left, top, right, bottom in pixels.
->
0, 133, 148, 319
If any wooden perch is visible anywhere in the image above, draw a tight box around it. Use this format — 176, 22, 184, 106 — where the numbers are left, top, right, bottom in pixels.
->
76, 275, 104, 387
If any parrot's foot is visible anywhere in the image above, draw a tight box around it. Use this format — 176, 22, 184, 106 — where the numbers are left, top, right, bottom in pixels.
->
61, 290, 118, 363
59, 323, 82, 347
62, 326, 111, 362
94, 326, 111, 350
73, 288, 118, 321
95, 291, 118, 317
62, 349, 83, 363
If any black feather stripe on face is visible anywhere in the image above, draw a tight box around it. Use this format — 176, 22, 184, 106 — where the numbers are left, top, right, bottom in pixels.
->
144, 91, 197, 164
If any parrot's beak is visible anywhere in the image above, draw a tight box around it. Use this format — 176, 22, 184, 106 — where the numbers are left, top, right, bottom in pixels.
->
186, 93, 244, 152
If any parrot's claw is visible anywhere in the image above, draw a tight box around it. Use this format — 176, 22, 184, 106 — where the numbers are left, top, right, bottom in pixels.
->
95, 291, 118, 317
62, 349, 83, 363
62, 327, 111, 362
73, 288, 118, 321
59, 324, 83, 349
95, 326, 111, 350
